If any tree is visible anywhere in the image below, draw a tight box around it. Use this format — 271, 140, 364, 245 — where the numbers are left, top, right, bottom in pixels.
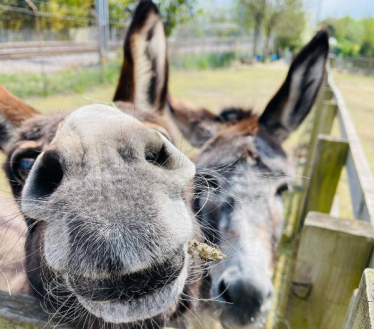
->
154, 0, 203, 37
236, 0, 267, 58
109, 0, 135, 28
0, 0, 201, 37
360, 18, 374, 57
38, 0, 93, 31
272, 0, 305, 53
262, 0, 283, 60
0, 0, 36, 30
321, 16, 374, 58
235, 0, 304, 60
107, 0, 204, 36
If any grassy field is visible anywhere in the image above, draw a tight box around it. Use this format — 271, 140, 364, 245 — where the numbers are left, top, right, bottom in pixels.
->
1, 63, 373, 220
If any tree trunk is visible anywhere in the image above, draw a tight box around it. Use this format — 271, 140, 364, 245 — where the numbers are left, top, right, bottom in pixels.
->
253, 27, 260, 59
263, 33, 271, 62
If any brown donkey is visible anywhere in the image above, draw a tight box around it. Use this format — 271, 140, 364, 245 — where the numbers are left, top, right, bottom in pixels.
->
169, 31, 329, 328
0, 1, 201, 328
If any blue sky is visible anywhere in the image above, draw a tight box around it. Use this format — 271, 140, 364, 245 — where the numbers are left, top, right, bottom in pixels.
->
204, 0, 374, 19
305, 0, 374, 20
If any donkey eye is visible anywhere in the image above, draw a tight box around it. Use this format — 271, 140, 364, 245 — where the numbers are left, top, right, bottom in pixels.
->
11, 150, 39, 182
276, 183, 289, 196
20, 158, 35, 171
17, 157, 37, 180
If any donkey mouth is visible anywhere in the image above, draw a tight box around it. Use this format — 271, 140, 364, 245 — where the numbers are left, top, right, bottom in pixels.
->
68, 252, 185, 302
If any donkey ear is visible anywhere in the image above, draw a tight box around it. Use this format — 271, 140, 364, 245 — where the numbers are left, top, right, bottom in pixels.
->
0, 85, 38, 150
113, 0, 168, 113
168, 96, 220, 148
259, 30, 329, 142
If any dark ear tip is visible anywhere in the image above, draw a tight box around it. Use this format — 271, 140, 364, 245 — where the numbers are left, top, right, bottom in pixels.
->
311, 29, 329, 52
135, 0, 159, 14
125, 0, 161, 41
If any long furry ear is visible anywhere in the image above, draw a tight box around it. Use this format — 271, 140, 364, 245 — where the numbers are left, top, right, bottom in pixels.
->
259, 30, 329, 142
0, 85, 39, 150
113, 0, 168, 113
168, 96, 221, 148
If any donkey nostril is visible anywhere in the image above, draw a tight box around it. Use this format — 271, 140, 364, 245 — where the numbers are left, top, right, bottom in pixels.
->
145, 133, 195, 175
145, 143, 171, 169
31, 151, 64, 199
219, 280, 233, 304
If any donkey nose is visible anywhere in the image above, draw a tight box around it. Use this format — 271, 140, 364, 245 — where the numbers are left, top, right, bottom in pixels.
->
218, 276, 273, 319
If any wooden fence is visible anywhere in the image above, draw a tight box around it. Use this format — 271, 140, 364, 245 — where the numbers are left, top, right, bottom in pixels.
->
267, 63, 374, 329
0, 38, 253, 60
331, 56, 374, 76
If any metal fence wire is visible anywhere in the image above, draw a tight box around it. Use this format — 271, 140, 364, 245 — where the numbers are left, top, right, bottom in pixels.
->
0, 2, 258, 98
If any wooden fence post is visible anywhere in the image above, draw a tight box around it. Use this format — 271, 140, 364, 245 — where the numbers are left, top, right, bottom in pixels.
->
301, 80, 334, 180
271, 136, 348, 328
294, 83, 337, 226
270, 136, 347, 329
320, 100, 337, 135
287, 212, 374, 329
344, 269, 374, 329
298, 135, 348, 227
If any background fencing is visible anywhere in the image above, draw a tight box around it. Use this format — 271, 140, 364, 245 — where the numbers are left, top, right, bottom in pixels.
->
0, 3, 258, 99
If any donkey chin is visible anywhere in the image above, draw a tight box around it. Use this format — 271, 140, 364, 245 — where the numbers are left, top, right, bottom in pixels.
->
64, 258, 189, 324
71, 272, 187, 324
42, 234, 191, 324
218, 302, 272, 329
36, 215, 193, 324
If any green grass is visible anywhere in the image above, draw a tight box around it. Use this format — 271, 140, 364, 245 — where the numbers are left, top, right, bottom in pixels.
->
170, 52, 241, 71
170, 63, 287, 113
0, 61, 121, 99
334, 72, 374, 174
1, 52, 244, 100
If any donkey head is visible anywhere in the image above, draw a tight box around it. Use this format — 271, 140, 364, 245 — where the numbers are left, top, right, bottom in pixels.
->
0, 1, 198, 327
169, 31, 329, 328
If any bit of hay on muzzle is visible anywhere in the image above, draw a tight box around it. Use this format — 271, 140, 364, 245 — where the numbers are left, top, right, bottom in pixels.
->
188, 239, 227, 262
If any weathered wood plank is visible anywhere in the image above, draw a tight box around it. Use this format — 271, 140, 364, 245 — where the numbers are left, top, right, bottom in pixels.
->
298, 135, 348, 227
344, 289, 358, 327
320, 100, 337, 135
344, 269, 374, 329
328, 67, 374, 222
0, 290, 71, 328
0, 289, 181, 329
287, 212, 374, 329
301, 78, 333, 180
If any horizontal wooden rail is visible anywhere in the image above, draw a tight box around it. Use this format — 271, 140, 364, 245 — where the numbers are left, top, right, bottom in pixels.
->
0, 288, 178, 328
327, 66, 374, 222
0, 290, 71, 328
